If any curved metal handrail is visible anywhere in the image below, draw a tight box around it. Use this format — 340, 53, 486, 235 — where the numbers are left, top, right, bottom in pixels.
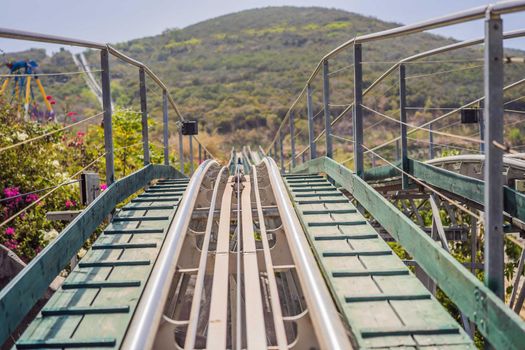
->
121, 159, 219, 350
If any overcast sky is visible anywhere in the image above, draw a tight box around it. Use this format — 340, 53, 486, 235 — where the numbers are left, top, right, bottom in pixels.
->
1, 0, 525, 54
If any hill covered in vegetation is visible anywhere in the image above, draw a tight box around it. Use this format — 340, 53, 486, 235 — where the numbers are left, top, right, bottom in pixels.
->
4, 7, 525, 152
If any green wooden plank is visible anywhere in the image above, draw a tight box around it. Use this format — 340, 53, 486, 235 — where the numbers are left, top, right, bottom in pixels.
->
41, 306, 130, 316
345, 293, 430, 302
62, 280, 141, 289
92, 242, 157, 249
104, 228, 164, 234
410, 159, 525, 223
0, 164, 184, 344
78, 260, 150, 268
16, 338, 117, 349
301, 157, 525, 350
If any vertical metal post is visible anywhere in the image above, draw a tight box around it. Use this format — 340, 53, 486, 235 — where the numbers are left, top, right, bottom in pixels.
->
198, 143, 202, 163
429, 122, 435, 159
273, 138, 278, 162
162, 90, 169, 165
471, 214, 478, 274
307, 84, 317, 159
139, 68, 150, 165
399, 64, 409, 189
100, 49, 114, 185
279, 129, 285, 173
189, 135, 194, 175
302, 152, 306, 164
479, 107, 485, 154
178, 128, 184, 173
290, 111, 296, 168
322, 60, 333, 158
353, 43, 364, 177
484, 10, 504, 300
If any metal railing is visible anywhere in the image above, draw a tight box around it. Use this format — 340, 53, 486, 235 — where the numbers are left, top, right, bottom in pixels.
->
0, 27, 217, 183
266, 0, 525, 346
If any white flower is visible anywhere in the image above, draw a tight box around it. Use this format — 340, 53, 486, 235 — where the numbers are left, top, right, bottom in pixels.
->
44, 229, 59, 242
77, 248, 87, 258
15, 132, 29, 141
51, 160, 60, 168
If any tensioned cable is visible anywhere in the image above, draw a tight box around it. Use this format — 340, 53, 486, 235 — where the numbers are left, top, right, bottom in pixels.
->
407, 137, 481, 153
361, 144, 482, 220
331, 134, 354, 143
362, 59, 484, 65
0, 70, 103, 78
0, 111, 104, 153
505, 95, 525, 105
0, 152, 106, 229
328, 64, 354, 76
405, 64, 483, 80
362, 105, 482, 144
0, 180, 80, 204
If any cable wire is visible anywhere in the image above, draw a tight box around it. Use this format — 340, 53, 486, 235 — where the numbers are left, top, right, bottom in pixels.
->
0, 111, 104, 153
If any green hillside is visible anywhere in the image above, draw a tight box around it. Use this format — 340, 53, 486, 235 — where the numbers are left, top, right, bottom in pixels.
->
4, 7, 525, 153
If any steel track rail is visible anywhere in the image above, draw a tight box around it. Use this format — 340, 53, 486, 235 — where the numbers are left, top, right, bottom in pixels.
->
263, 157, 353, 350
122, 159, 219, 350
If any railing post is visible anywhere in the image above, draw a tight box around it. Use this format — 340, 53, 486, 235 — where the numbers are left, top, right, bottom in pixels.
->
198, 143, 202, 164
429, 122, 435, 159
100, 49, 114, 185
399, 64, 409, 189
322, 60, 333, 158
162, 90, 169, 165
484, 10, 504, 300
139, 67, 150, 165
273, 138, 278, 161
307, 84, 317, 159
353, 43, 364, 177
279, 128, 285, 173
290, 111, 296, 168
479, 105, 485, 153
189, 135, 194, 175
178, 127, 184, 173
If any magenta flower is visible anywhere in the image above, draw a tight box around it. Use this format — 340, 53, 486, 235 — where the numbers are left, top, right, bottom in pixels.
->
25, 193, 39, 203
5, 227, 15, 236
100, 183, 107, 191
3, 186, 20, 198
65, 199, 76, 209
4, 239, 18, 250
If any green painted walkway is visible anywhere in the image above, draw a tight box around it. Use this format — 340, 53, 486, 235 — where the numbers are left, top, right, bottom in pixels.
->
284, 173, 474, 349
15, 179, 189, 349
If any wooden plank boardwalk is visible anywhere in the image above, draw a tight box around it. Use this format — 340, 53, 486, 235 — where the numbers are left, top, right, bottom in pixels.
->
283, 174, 474, 349
15, 178, 189, 349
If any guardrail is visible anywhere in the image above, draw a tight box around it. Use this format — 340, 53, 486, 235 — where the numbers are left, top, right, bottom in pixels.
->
266, 1, 525, 310
0, 27, 217, 183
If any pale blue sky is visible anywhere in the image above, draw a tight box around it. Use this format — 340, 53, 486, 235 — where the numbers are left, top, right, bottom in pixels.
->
1, 0, 525, 53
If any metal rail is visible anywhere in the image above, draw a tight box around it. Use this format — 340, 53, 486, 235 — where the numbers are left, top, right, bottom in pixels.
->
263, 157, 353, 349
266, 1, 525, 152
0, 27, 217, 166
122, 160, 218, 350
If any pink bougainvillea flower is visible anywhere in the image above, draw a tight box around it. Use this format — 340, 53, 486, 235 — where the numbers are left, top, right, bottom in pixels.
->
4, 239, 18, 250
76, 131, 85, 138
25, 193, 39, 203
100, 183, 107, 191
3, 186, 20, 198
5, 227, 15, 236
65, 199, 76, 209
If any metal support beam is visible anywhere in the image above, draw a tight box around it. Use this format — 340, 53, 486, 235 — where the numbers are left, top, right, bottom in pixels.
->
479, 107, 485, 154
399, 64, 409, 189
322, 60, 333, 158
100, 49, 114, 185
429, 122, 435, 159
178, 128, 184, 174
307, 84, 317, 159
484, 11, 504, 300
189, 135, 194, 175
198, 143, 202, 164
279, 128, 284, 173
162, 90, 169, 165
273, 138, 278, 162
290, 111, 296, 168
353, 43, 364, 177
139, 67, 150, 165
